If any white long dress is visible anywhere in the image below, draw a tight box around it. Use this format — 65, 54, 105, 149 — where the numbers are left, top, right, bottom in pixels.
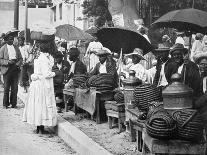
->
23, 52, 57, 126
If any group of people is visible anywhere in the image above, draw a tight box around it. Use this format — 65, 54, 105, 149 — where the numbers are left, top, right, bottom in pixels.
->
2, 25, 207, 135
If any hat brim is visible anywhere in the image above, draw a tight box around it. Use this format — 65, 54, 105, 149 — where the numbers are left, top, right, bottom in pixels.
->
96, 52, 110, 56
193, 52, 207, 63
155, 48, 170, 52
125, 53, 146, 61
169, 47, 188, 55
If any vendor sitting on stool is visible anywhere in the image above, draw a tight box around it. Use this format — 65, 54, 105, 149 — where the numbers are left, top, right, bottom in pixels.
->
66, 48, 87, 110
67, 47, 87, 80
52, 51, 70, 113
90, 49, 118, 82
121, 48, 147, 83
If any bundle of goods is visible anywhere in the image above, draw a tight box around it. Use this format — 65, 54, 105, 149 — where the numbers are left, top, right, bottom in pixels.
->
72, 74, 89, 88
30, 22, 56, 41
114, 91, 125, 103
146, 110, 176, 139
172, 109, 204, 142
105, 101, 125, 112
86, 73, 116, 92
133, 84, 162, 111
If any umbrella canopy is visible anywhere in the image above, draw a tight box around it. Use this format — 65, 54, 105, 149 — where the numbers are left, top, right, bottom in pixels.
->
96, 27, 153, 55
151, 8, 207, 33
55, 24, 94, 41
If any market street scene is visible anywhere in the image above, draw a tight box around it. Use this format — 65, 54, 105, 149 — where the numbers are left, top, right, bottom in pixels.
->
1, 0, 207, 155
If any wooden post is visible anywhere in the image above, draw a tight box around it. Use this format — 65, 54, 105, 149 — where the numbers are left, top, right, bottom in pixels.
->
25, 0, 28, 43
14, 0, 19, 29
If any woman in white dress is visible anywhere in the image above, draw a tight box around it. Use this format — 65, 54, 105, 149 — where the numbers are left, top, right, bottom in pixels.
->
23, 40, 57, 134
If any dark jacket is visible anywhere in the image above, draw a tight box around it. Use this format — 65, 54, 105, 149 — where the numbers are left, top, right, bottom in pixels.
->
74, 59, 87, 75
68, 59, 87, 80
90, 57, 118, 86
0, 44, 22, 74
53, 60, 70, 86
165, 59, 202, 98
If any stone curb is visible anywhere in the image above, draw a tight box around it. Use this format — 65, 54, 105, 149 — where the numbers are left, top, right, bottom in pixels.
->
53, 115, 113, 155
17, 86, 113, 155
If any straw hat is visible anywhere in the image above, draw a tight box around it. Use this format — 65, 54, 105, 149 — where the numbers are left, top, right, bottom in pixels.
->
125, 48, 146, 60
96, 49, 111, 56
4, 28, 19, 40
169, 43, 188, 55
155, 44, 170, 52
193, 51, 207, 64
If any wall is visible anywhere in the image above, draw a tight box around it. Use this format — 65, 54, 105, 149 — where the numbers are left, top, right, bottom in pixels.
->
50, 0, 86, 30
0, 4, 51, 33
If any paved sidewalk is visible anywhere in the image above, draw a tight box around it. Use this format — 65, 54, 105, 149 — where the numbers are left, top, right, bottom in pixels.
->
0, 87, 78, 155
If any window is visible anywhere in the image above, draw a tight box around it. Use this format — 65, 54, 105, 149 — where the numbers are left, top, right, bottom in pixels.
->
59, 3, 62, 20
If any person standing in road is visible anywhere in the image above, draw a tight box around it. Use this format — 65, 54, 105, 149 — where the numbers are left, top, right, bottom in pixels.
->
0, 31, 22, 109
23, 39, 58, 134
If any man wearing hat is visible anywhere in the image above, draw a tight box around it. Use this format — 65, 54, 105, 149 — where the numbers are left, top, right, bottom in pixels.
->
53, 51, 70, 113
90, 49, 117, 79
165, 43, 202, 98
0, 31, 22, 108
123, 48, 147, 82
193, 52, 207, 132
68, 47, 87, 80
146, 44, 170, 86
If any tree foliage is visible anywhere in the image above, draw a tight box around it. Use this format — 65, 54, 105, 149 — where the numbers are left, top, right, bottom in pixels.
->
156, 0, 207, 15
81, 0, 112, 28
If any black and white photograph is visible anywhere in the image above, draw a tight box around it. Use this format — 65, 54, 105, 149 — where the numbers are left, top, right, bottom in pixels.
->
1, 0, 207, 155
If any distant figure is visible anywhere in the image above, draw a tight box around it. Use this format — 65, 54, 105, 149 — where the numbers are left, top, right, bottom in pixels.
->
191, 33, 204, 61
18, 35, 31, 93
161, 35, 172, 48
175, 31, 185, 46
139, 26, 151, 43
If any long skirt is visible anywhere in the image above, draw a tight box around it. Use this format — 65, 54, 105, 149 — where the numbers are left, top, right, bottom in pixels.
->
22, 78, 57, 126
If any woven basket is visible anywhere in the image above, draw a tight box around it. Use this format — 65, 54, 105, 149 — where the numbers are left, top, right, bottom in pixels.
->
114, 91, 125, 103
172, 109, 204, 141
133, 84, 162, 111
146, 123, 176, 139
146, 111, 176, 139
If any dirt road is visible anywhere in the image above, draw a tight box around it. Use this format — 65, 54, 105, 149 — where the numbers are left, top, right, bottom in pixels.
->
0, 87, 78, 155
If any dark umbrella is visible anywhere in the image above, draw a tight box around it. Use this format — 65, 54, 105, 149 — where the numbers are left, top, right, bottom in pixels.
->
55, 24, 94, 41
151, 8, 207, 33
96, 27, 153, 55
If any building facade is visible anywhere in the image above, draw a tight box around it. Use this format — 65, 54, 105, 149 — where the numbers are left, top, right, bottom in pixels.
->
50, 0, 91, 30
0, 0, 51, 33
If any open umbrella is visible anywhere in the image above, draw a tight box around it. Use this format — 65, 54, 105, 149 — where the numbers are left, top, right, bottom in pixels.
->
151, 8, 207, 33
55, 24, 94, 41
96, 27, 153, 55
